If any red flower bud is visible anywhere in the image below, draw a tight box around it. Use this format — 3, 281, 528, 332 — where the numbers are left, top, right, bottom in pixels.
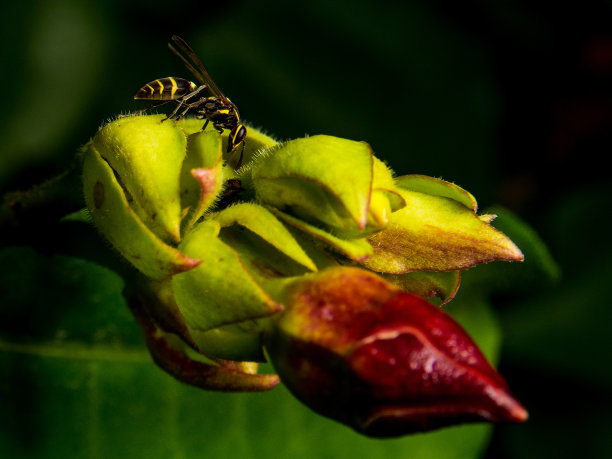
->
266, 267, 528, 437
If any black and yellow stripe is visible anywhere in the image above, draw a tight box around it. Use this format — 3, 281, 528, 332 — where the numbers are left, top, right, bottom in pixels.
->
134, 77, 198, 101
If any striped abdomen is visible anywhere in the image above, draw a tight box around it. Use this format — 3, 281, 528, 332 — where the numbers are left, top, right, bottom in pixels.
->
134, 77, 198, 100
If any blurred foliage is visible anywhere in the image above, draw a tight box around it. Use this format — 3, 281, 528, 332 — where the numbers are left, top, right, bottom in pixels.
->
0, 247, 498, 459
1, 0, 611, 457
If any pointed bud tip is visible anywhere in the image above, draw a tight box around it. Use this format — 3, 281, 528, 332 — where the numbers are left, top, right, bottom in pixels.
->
357, 380, 528, 437
369, 205, 390, 228
168, 224, 182, 243
487, 385, 529, 422
508, 242, 525, 262
511, 403, 529, 422
172, 255, 202, 274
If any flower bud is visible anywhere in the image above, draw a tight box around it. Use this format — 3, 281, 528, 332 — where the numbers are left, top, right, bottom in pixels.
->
171, 218, 283, 332
82, 115, 279, 280
363, 175, 524, 274
82, 132, 201, 280
266, 267, 528, 437
92, 114, 187, 241
81, 115, 529, 416
251, 135, 403, 239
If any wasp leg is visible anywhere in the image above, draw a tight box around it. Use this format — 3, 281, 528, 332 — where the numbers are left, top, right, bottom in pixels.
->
163, 97, 191, 122
165, 99, 190, 121
174, 97, 210, 122
182, 84, 208, 101
169, 84, 209, 121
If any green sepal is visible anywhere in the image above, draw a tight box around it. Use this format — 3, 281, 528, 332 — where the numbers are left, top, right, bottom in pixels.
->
396, 175, 477, 211
363, 188, 524, 273
251, 135, 375, 236
213, 203, 317, 272
93, 115, 185, 241
380, 270, 461, 305
187, 323, 266, 362
358, 156, 406, 231
284, 227, 342, 271
127, 285, 279, 391
172, 219, 282, 331
179, 130, 224, 235
372, 157, 406, 210
140, 277, 266, 362
82, 144, 201, 280
175, 118, 206, 136
148, 326, 277, 391
269, 207, 373, 261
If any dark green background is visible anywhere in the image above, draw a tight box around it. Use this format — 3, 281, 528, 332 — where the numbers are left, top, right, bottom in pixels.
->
1, 0, 611, 457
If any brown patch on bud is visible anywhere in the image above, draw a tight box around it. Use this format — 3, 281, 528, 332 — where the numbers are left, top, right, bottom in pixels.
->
93, 181, 105, 209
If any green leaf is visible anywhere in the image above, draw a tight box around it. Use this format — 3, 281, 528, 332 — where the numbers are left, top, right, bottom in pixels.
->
485, 199, 611, 385
0, 247, 138, 345
461, 206, 560, 294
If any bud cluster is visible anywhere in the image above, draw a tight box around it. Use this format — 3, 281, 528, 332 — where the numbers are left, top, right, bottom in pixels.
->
82, 115, 526, 435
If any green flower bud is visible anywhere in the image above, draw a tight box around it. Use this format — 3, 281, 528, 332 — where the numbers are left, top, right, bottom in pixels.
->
171, 218, 283, 332
92, 115, 186, 242
363, 175, 524, 273
212, 203, 317, 272
82, 115, 278, 280
81, 113, 528, 420
82, 136, 201, 280
251, 135, 403, 239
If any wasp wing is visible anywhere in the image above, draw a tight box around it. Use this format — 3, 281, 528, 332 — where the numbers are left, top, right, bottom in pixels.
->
169, 35, 228, 102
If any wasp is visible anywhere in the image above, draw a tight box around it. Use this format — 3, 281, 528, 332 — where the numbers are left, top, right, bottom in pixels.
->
133, 35, 247, 167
